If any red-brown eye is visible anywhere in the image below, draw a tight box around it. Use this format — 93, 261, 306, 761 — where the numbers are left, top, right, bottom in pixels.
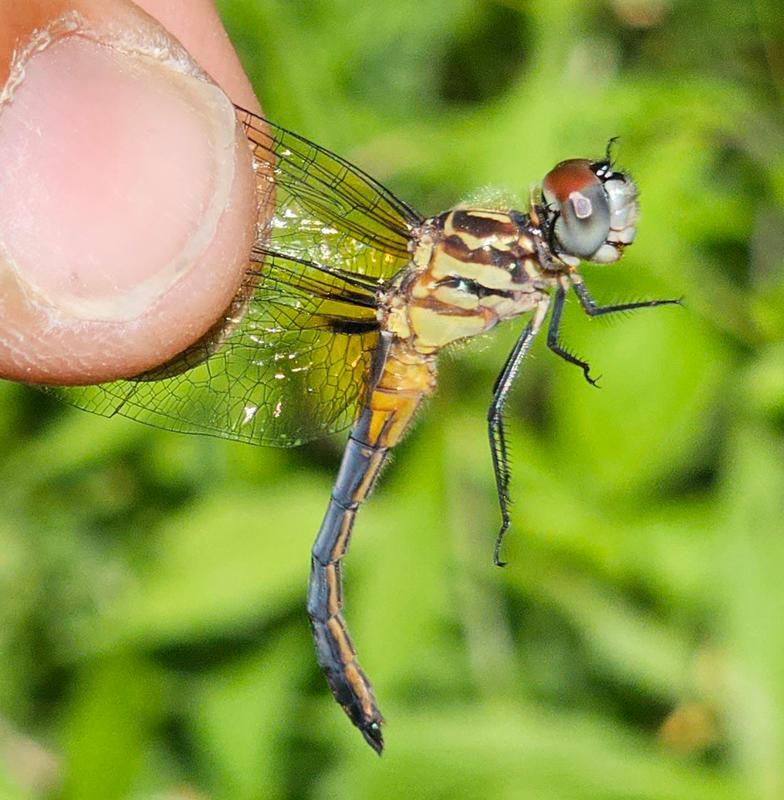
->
542, 159, 611, 260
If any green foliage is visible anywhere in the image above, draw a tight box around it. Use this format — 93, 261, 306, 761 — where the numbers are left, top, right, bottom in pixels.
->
2, 0, 783, 796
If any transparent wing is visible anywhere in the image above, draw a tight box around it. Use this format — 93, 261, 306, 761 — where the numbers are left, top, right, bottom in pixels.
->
47, 108, 421, 447
239, 106, 422, 274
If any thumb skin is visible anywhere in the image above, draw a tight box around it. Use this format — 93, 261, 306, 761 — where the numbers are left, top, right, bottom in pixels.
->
0, 0, 260, 385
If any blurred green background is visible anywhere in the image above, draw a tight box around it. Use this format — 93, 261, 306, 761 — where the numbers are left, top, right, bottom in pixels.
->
2, 0, 784, 797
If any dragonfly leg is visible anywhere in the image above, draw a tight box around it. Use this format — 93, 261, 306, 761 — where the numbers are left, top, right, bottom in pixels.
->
308, 436, 389, 754
487, 297, 550, 566
571, 274, 683, 317
547, 284, 600, 386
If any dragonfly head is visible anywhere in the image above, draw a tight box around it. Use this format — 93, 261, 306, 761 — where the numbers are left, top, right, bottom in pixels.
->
540, 143, 638, 266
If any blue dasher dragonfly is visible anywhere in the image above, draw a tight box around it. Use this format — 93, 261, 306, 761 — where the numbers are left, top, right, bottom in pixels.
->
41, 107, 679, 754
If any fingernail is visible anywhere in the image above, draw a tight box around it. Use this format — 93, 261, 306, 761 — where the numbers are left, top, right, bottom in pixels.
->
0, 22, 237, 322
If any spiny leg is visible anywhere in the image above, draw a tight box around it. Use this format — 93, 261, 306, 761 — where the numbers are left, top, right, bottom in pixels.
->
571, 274, 683, 317
494, 414, 512, 507
487, 298, 550, 567
547, 284, 600, 387
488, 333, 529, 567
489, 362, 514, 535
488, 411, 512, 566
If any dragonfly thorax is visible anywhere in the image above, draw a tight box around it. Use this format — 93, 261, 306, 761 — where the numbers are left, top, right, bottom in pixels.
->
379, 208, 555, 354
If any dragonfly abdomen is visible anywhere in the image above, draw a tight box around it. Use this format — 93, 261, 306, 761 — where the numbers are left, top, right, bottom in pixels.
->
307, 342, 436, 753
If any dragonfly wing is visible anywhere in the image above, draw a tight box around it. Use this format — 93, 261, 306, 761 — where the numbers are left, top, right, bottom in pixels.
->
49, 252, 382, 446
46, 108, 420, 446
238, 106, 422, 279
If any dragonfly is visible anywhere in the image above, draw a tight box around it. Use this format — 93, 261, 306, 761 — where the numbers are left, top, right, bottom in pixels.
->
41, 107, 679, 754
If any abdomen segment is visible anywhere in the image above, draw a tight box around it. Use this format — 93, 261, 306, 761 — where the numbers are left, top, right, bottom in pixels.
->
307, 342, 436, 753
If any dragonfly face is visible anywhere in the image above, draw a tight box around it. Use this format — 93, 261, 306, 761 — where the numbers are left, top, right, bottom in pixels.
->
541, 155, 639, 265
39, 107, 679, 754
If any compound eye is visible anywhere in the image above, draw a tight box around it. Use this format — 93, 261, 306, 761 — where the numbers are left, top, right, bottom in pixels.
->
542, 159, 611, 260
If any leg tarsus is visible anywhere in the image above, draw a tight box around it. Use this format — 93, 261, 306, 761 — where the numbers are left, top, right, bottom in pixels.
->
493, 519, 509, 567
572, 279, 682, 317
547, 284, 601, 386
548, 340, 601, 387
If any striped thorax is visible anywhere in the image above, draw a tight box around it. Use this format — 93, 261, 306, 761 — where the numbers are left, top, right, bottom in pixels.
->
380, 208, 557, 354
